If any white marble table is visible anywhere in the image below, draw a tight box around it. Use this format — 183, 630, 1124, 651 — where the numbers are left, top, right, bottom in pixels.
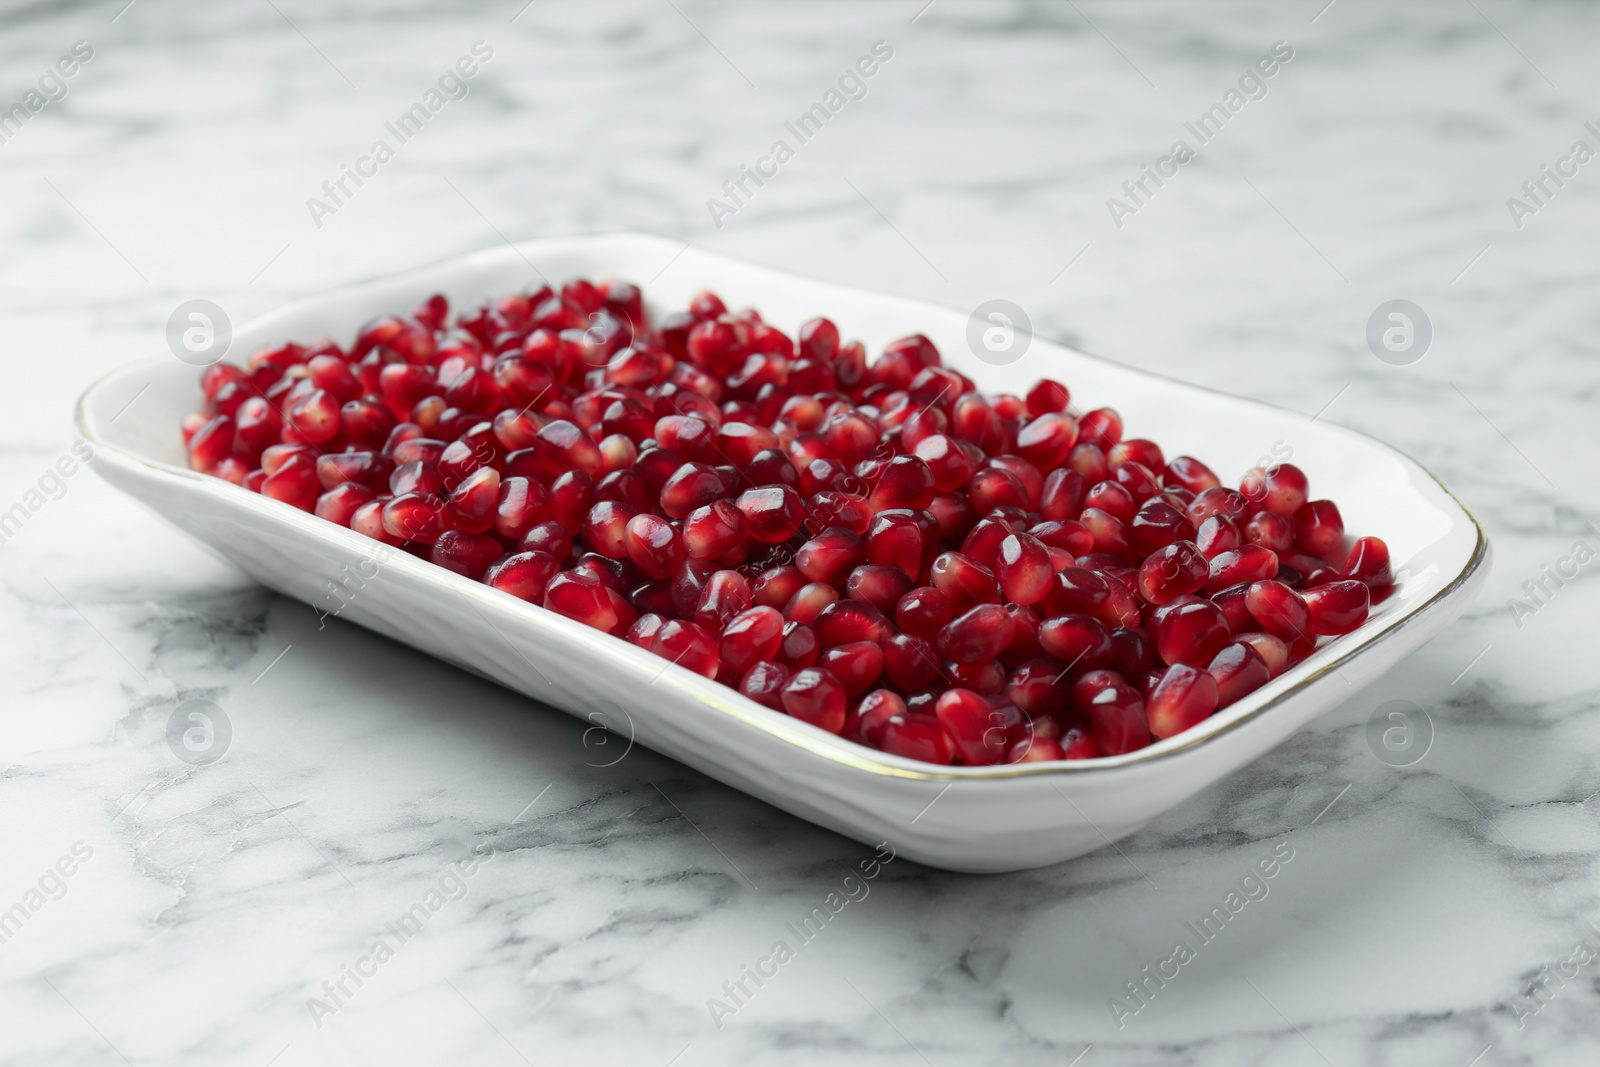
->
4, 1, 1598, 1063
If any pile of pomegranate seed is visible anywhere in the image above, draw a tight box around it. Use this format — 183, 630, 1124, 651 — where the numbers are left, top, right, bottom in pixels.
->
181, 279, 1393, 765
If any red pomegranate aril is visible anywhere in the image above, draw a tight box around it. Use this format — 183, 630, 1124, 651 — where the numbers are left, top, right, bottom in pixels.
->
1195, 515, 1241, 560
751, 564, 806, 610
682, 500, 749, 559
995, 532, 1053, 605
1079, 508, 1133, 560
695, 569, 753, 634
1341, 536, 1393, 592
1077, 408, 1122, 451
261, 454, 321, 510
287, 388, 341, 444
718, 605, 785, 675
1243, 580, 1310, 642
1163, 455, 1221, 494
819, 641, 884, 697
775, 620, 820, 670
1016, 412, 1078, 471
893, 586, 953, 640
1244, 462, 1309, 516
1302, 579, 1370, 635
794, 526, 865, 585
739, 661, 790, 710
494, 477, 549, 540
936, 603, 1015, 665
781, 667, 847, 733
485, 551, 560, 602
1154, 598, 1231, 667
624, 513, 686, 579
544, 570, 620, 632
431, 530, 502, 580
1129, 499, 1196, 556
1205, 545, 1279, 593
1293, 499, 1345, 559
877, 710, 953, 764
651, 618, 719, 678
1188, 487, 1249, 527
1235, 632, 1289, 677
1071, 670, 1149, 755
314, 483, 374, 526
1037, 614, 1114, 673
1146, 663, 1220, 738
1005, 658, 1070, 717
932, 688, 1005, 765
187, 415, 235, 473
1038, 468, 1086, 522
1208, 642, 1271, 708
1137, 541, 1209, 605
734, 484, 805, 543
929, 551, 1000, 613
1242, 511, 1295, 553
520, 520, 573, 560
583, 500, 638, 560
783, 581, 840, 625
813, 599, 893, 647
843, 564, 912, 615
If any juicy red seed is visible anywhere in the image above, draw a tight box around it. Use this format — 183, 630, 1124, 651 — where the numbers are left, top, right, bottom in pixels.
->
1243, 511, 1295, 553
1071, 670, 1148, 755
735, 484, 805, 543
813, 599, 893, 647
1188, 487, 1249, 527
781, 668, 847, 733
1037, 614, 1113, 671
1293, 499, 1345, 559
775, 621, 820, 670
1153, 599, 1231, 667
783, 581, 840, 624
1244, 580, 1310, 642
995, 532, 1053, 606
695, 569, 753, 634
584, 500, 639, 560
1077, 408, 1122, 451
934, 688, 1012, 765
1137, 541, 1209, 605
1206, 545, 1279, 593
751, 564, 807, 610
545, 571, 620, 633
1208, 642, 1271, 708
936, 603, 1015, 665
314, 483, 373, 526
1146, 663, 1220, 738
1016, 413, 1079, 471
719, 606, 786, 675
1302, 579, 1370, 635
288, 389, 341, 443
879, 633, 939, 691
819, 641, 885, 697
1243, 462, 1309, 515
652, 618, 719, 678
845, 564, 914, 615
896, 586, 954, 640
1236, 632, 1290, 677
739, 661, 790, 710
431, 530, 502, 580
1163, 456, 1220, 494
868, 455, 937, 512
878, 710, 954, 764
929, 551, 1000, 613
1195, 515, 1241, 559
1006, 658, 1072, 717
1341, 535, 1393, 591
625, 513, 686, 580
1025, 379, 1070, 416
485, 551, 560, 602
794, 526, 866, 585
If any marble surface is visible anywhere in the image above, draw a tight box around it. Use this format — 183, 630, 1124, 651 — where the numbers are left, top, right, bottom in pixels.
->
3, 0, 1599, 1063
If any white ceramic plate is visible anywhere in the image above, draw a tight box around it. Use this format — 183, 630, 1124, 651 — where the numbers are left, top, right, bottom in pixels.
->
77, 234, 1489, 873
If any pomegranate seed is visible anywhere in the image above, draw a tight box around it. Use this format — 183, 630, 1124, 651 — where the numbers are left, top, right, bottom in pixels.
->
1163, 456, 1220, 494
995, 532, 1053, 605
1206, 545, 1279, 593
934, 688, 1011, 765
1077, 408, 1122, 451
735, 484, 805, 543
1293, 500, 1345, 559
929, 551, 1000, 613
625, 513, 686, 580
751, 564, 806, 610
1241, 462, 1309, 515
878, 710, 954, 764
431, 530, 502, 580
485, 551, 560, 602
1037, 614, 1114, 672
1302, 579, 1370, 635
719, 606, 785, 675
1153, 598, 1230, 667
814, 599, 893, 647
739, 661, 790, 710
1235, 632, 1289, 677
936, 603, 1015, 664
781, 668, 847, 733
775, 620, 820, 670
1071, 670, 1148, 755
1137, 541, 1209, 605
895, 586, 954, 640
695, 569, 753, 634
1146, 664, 1220, 738
795, 526, 866, 585
1208, 642, 1271, 708
1195, 515, 1241, 559
1341, 536, 1393, 592
545, 570, 620, 632
314, 483, 373, 526
652, 618, 719, 677
819, 641, 884, 697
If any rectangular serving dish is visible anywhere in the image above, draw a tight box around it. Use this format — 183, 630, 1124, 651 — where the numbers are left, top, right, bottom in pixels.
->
77, 233, 1488, 872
